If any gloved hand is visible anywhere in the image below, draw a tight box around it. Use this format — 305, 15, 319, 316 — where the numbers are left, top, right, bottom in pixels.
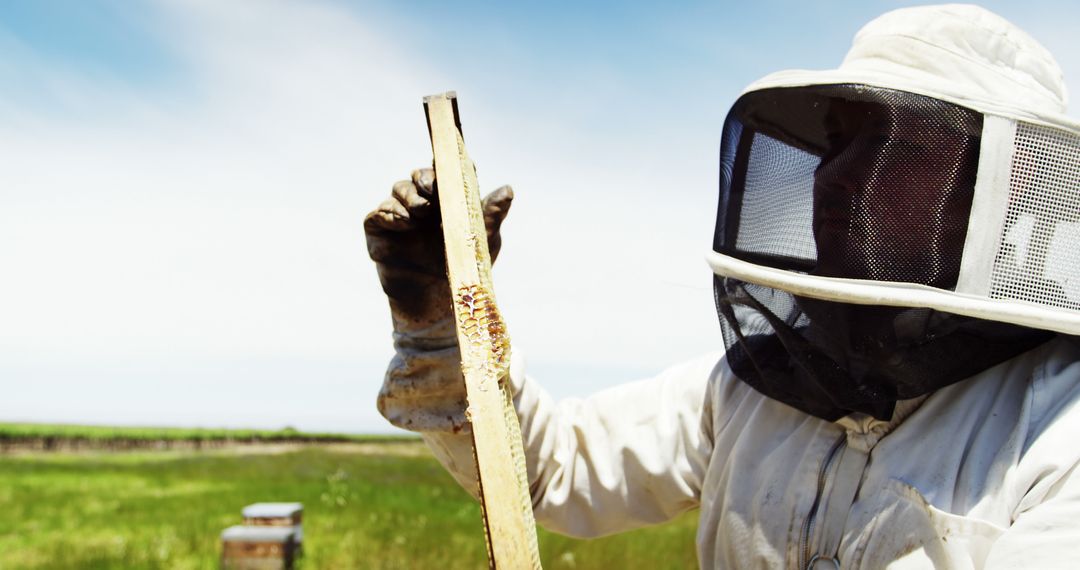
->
366, 166, 513, 432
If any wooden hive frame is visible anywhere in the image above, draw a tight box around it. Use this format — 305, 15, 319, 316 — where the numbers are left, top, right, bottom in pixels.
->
424, 92, 542, 569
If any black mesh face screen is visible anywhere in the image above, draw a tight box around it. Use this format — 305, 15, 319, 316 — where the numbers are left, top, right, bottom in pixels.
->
716, 84, 984, 287
715, 275, 1052, 421
712, 84, 1053, 421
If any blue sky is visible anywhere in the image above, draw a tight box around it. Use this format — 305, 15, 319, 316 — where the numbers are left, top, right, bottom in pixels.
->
0, 1, 170, 76
1, 1, 1078, 433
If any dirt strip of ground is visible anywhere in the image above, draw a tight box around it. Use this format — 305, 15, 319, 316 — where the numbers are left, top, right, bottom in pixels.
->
0, 438, 427, 457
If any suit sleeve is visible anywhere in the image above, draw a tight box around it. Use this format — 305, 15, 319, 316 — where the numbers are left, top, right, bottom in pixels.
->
984, 463, 1080, 568
422, 351, 721, 538
985, 347, 1080, 568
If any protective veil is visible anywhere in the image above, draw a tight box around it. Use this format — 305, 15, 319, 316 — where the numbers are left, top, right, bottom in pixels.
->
709, 6, 1080, 420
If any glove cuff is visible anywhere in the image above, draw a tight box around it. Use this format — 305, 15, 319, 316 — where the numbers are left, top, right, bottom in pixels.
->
377, 338, 471, 433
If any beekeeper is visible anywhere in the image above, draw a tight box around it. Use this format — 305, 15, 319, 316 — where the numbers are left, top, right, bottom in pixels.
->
365, 4, 1080, 568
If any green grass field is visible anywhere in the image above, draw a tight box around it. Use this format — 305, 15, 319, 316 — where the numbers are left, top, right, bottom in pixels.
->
0, 442, 699, 569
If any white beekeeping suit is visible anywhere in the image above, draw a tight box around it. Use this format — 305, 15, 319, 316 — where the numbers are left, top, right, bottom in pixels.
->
365, 4, 1080, 569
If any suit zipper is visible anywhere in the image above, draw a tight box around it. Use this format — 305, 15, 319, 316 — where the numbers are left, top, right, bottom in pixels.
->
800, 434, 847, 569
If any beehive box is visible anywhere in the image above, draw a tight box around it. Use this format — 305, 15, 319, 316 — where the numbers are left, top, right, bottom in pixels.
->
242, 502, 303, 543
221, 525, 298, 570
242, 502, 303, 527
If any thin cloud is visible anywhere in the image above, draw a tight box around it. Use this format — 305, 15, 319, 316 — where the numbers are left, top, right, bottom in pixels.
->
3, 0, 1074, 432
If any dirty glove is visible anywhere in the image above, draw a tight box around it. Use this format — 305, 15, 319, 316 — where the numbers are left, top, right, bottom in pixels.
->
366, 167, 513, 432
